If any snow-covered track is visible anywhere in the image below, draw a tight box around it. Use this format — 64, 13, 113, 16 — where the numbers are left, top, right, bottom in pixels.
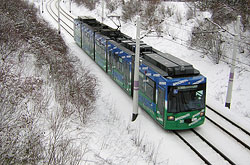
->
191, 107, 250, 164
206, 105, 250, 152
174, 130, 235, 165
206, 105, 250, 137
174, 105, 250, 165
206, 117, 250, 151
46, 0, 57, 23
174, 131, 212, 165
58, 3, 75, 23
46, 0, 74, 37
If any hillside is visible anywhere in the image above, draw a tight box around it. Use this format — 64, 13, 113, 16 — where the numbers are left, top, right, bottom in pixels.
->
0, 0, 98, 164
1, 0, 249, 164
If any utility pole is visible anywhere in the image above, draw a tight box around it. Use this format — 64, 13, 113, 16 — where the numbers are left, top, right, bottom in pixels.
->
69, 0, 72, 13
132, 17, 140, 122
42, 0, 44, 13
102, 0, 104, 23
58, 0, 61, 34
38, 0, 40, 14
225, 15, 241, 109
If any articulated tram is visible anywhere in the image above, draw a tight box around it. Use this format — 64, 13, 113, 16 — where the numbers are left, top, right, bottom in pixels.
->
74, 16, 206, 130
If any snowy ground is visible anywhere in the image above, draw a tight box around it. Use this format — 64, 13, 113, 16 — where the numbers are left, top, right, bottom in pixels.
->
34, 0, 250, 164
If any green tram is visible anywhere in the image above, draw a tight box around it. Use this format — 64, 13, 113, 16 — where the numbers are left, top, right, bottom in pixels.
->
74, 17, 206, 130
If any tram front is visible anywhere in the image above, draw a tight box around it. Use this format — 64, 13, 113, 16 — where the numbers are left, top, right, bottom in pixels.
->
165, 77, 206, 130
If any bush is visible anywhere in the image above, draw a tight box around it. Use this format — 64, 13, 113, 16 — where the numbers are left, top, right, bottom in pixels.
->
176, 10, 182, 23
211, 3, 237, 26
0, 0, 98, 164
121, 0, 164, 35
121, 0, 141, 22
191, 20, 223, 64
106, 0, 120, 13
0, 12, 45, 164
186, 8, 194, 20
191, 1, 250, 30
73, 0, 99, 10
166, 5, 174, 17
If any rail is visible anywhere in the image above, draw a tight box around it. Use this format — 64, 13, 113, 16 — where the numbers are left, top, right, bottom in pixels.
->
46, 0, 74, 37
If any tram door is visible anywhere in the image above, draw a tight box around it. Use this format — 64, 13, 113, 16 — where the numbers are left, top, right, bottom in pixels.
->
157, 86, 165, 125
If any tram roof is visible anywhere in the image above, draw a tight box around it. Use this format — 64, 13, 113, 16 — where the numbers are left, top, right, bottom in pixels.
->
76, 17, 200, 77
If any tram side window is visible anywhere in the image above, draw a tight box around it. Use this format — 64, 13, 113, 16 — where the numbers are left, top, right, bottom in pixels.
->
145, 77, 156, 102
101, 43, 106, 59
158, 88, 165, 117
112, 52, 116, 67
139, 72, 146, 93
124, 61, 128, 75
114, 54, 118, 69
114, 54, 123, 72
108, 50, 112, 69
90, 36, 94, 50
98, 41, 103, 57
124, 61, 130, 79
118, 57, 123, 72
95, 40, 99, 53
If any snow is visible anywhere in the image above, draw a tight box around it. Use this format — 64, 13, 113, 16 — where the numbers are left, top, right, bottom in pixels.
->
34, 0, 250, 164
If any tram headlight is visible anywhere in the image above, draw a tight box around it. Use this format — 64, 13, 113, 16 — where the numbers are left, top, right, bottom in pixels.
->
167, 116, 175, 121
200, 112, 205, 117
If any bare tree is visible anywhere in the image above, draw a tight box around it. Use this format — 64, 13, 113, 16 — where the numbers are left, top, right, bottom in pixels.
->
73, 0, 99, 10
0, 0, 98, 164
191, 20, 223, 64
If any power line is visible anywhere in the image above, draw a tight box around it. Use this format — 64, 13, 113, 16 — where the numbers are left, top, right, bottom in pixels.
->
158, 31, 250, 70
165, 19, 198, 29
165, 22, 193, 33
97, 5, 250, 72
164, 21, 249, 47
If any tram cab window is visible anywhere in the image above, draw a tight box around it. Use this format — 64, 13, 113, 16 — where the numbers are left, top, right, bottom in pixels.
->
168, 84, 206, 113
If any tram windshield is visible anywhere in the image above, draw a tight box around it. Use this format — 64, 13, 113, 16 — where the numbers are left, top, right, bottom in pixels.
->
168, 84, 206, 113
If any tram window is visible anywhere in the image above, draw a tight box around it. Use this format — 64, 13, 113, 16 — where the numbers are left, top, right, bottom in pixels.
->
108, 50, 112, 61
102, 48, 106, 59
123, 60, 128, 74
115, 54, 119, 69
96, 40, 105, 59
158, 88, 165, 117
168, 84, 206, 113
139, 72, 145, 93
124, 61, 128, 75
118, 57, 123, 72
145, 77, 156, 102
102, 43, 106, 59
112, 52, 117, 66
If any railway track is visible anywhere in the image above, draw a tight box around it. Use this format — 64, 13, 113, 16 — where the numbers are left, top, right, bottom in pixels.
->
45, 1, 250, 164
46, 0, 74, 37
174, 130, 234, 165
206, 106, 250, 151
175, 106, 250, 164
206, 105, 250, 137
58, 1, 75, 22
